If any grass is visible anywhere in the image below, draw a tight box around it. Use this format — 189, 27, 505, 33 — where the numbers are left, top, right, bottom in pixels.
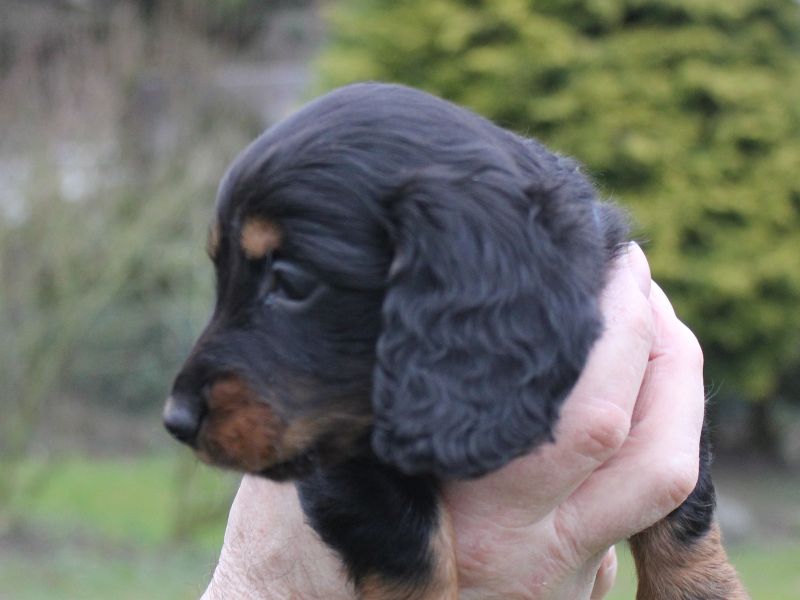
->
4, 453, 237, 548
4, 538, 799, 600
1, 455, 798, 598
1, 453, 236, 599
0, 544, 216, 600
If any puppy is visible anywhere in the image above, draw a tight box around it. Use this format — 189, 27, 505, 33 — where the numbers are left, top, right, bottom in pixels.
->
163, 83, 746, 599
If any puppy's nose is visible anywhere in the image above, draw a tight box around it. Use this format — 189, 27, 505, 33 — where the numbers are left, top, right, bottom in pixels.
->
162, 394, 205, 446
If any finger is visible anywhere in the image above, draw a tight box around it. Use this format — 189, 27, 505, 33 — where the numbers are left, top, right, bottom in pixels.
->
590, 546, 618, 599
648, 279, 674, 316
559, 287, 705, 552
571, 244, 655, 424
224, 475, 302, 547
445, 252, 654, 522
218, 476, 353, 598
626, 242, 651, 296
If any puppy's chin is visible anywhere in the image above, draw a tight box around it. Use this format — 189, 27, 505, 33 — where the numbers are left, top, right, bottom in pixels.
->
256, 446, 321, 481
194, 443, 318, 480
255, 423, 374, 481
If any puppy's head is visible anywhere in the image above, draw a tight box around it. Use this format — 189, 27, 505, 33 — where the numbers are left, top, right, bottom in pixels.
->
163, 83, 621, 479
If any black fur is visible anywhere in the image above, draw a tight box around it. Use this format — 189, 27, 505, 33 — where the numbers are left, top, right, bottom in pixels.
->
165, 83, 716, 595
373, 165, 613, 477
298, 448, 440, 587
666, 415, 716, 544
220, 82, 627, 477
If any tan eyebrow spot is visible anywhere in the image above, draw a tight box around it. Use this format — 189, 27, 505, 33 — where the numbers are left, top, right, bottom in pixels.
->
207, 221, 221, 259
240, 217, 282, 259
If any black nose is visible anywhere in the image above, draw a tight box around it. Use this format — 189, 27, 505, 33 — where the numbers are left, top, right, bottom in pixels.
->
162, 394, 205, 446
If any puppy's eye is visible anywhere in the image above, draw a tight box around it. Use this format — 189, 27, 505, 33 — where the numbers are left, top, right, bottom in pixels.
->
267, 260, 319, 305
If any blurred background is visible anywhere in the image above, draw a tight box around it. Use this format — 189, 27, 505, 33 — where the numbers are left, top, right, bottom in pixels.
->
0, 0, 798, 598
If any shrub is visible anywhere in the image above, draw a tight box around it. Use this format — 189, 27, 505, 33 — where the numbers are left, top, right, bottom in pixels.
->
319, 0, 800, 403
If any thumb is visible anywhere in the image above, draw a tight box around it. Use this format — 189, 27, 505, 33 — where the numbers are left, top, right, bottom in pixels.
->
590, 546, 618, 599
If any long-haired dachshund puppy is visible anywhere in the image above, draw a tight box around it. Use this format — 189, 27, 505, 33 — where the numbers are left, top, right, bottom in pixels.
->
163, 83, 746, 600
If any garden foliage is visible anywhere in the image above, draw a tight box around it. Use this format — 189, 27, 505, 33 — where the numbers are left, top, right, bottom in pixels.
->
319, 0, 800, 402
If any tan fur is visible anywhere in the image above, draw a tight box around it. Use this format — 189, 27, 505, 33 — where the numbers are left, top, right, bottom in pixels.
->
240, 217, 282, 259
358, 503, 458, 600
359, 576, 417, 600
197, 376, 375, 472
429, 504, 459, 600
197, 375, 286, 471
630, 519, 749, 600
282, 411, 373, 457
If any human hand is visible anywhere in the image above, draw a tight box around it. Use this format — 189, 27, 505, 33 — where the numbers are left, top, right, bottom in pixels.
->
202, 243, 705, 600
447, 243, 705, 599
202, 476, 354, 600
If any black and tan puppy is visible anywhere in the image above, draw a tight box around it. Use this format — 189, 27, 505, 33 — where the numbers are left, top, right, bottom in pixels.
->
163, 83, 746, 599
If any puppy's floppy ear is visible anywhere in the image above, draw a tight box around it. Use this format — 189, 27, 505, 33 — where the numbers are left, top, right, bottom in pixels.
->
371, 166, 610, 478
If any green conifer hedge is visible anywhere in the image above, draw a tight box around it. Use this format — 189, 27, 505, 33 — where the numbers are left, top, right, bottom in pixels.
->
318, 0, 800, 404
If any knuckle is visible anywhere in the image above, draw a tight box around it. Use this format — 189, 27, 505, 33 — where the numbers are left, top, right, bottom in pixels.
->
575, 403, 630, 461
551, 504, 590, 567
454, 529, 496, 579
677, 324, 704, 369
654, 453, 699, 511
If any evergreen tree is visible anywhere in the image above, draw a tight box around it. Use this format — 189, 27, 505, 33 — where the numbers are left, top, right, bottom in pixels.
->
319, 0, 800, 406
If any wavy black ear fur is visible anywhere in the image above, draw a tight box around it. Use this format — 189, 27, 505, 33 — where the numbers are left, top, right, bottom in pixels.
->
372, 157, 627, 479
